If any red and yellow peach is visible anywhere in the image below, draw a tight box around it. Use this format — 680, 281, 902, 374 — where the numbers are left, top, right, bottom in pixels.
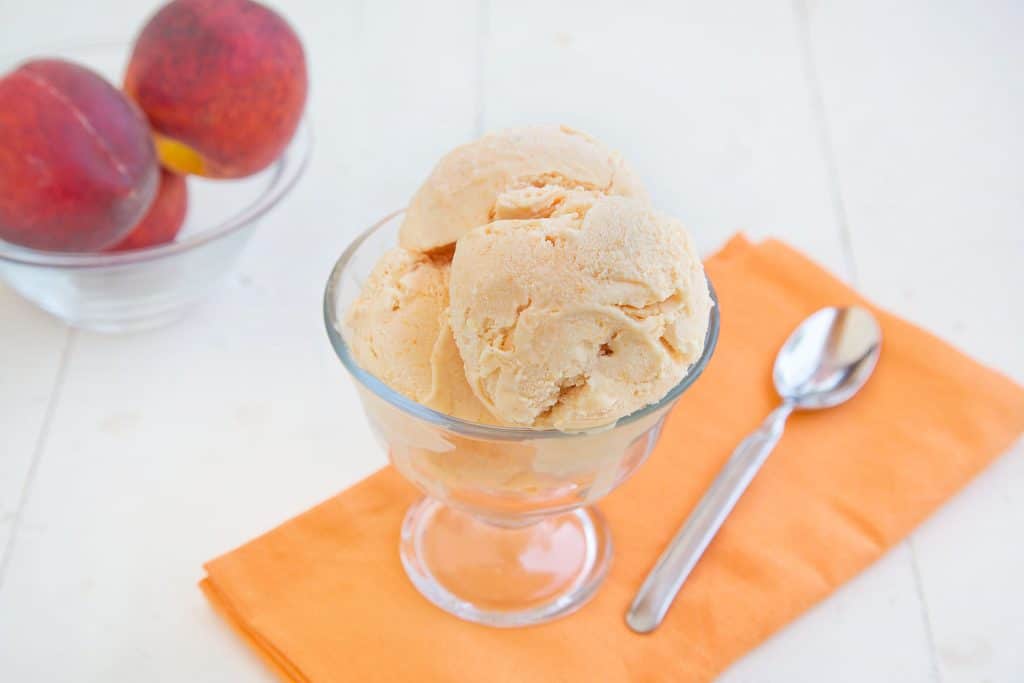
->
107, 168, 188, 252
124, 0, 308, 179
0, 59, 159, 252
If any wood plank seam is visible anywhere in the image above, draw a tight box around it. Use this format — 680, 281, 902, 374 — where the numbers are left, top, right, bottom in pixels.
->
792, 0, 859, 284
909, 536, 945, 683
0, 328, 76, 591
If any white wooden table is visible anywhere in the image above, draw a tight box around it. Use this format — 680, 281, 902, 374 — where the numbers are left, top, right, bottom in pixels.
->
1, 1, 1022, 680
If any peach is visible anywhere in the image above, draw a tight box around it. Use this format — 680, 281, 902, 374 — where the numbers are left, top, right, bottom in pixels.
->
107, 168, 188, 252
124, 0, 308, 179
0, 59, 159, 252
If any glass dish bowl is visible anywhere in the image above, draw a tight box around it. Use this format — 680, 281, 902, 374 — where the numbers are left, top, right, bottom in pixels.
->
324, 211, 720, 627
0, 41, 311, 333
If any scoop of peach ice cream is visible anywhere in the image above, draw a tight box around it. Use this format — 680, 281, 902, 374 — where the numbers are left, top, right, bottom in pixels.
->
345, 248, 496, 424
449, 196, 711, 431
399, 125, 646, 252
424, 317, 497, 423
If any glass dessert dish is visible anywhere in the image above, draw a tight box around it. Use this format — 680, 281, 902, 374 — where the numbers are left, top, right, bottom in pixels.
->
324, 211, 719, 627
0, 41, 311, 333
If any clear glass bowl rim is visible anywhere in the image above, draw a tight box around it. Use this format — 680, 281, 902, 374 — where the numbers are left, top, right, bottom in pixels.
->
0, 39, 312, 269
323, 209, 721, 441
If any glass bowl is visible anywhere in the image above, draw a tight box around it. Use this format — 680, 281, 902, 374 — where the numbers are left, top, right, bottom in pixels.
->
324, 211, 720, 627
0, 41, 311, 333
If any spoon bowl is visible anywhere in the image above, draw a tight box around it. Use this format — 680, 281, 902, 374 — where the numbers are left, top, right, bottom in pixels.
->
774, 306, 882, 409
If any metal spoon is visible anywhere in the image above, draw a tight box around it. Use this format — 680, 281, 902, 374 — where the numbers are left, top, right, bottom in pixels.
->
626, 306, 882, 634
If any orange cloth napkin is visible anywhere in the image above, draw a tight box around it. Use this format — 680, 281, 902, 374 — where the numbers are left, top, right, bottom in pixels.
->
202, 236, 1024, 682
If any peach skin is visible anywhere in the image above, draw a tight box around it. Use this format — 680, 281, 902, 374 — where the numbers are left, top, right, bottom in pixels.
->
107, 168, 188, 251
124, 0, 308, 179
0, 59, 159, 252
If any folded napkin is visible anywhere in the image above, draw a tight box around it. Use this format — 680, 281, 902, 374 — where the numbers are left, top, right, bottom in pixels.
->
202, 236, 1024, 682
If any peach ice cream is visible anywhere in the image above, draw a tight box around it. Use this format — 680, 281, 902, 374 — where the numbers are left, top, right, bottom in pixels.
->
399, 125, 646, 252
346, 126, 710, 433
345, 248, 496, 424
449, 196, 711, 430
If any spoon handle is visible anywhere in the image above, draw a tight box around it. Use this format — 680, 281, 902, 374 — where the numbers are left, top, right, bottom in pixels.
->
626, 402, 794, 633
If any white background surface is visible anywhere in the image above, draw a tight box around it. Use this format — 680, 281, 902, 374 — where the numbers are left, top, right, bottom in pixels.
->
1, 1, 1022, 681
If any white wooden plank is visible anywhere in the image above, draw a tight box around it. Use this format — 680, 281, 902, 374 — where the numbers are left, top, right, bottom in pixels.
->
804, 0, 1024, 382
0, 0, 480, 679
483, 0, 850, 272
804, 1, 1024, 681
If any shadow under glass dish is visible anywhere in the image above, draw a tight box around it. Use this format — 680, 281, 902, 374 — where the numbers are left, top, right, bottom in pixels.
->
324, 210, 720, 627
0, 41, 311, 333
